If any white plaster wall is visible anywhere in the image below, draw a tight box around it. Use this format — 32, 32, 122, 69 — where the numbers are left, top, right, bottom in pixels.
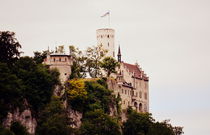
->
96, 28, 115, 58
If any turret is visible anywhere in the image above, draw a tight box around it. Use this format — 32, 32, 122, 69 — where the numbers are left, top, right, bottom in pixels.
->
117, 46, 121, 62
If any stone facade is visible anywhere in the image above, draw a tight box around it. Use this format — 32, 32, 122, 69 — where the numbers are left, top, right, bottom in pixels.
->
115, 62, 149, 112
43, 48, 73, 84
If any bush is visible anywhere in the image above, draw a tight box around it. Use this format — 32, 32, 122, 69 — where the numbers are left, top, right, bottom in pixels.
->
10, 122, 29, 135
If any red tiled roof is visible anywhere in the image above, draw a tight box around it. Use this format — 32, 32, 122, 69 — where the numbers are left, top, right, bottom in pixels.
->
122, 62, 149, 81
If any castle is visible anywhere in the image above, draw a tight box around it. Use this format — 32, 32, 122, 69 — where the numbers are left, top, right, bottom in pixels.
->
43, 28, 149, 113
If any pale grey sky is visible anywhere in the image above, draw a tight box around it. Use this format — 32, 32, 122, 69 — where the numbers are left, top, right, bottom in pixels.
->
1, 0, 210, 134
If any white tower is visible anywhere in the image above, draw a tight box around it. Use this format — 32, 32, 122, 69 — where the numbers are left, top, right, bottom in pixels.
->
96, 28, 115, 58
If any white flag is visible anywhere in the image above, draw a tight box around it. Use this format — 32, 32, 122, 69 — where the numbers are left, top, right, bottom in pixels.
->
101, 12, 110, 17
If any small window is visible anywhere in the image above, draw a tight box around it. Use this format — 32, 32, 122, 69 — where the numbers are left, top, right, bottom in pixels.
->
65, 58, 67, 61
125, 90, 127, 94
108, 42, 109, 46
54, 58, 55, 62
59, 58, 61, 62
139, 92, 142, 98
122, 89, 123, 94
107, 35, 109, 38
144, 93, 147, 100
65, 73, 67, 75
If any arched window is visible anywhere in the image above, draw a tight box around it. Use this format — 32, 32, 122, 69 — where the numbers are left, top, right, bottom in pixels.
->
139, 103, 143, 112
107, 35, 109, 38
134, 102, 138, 110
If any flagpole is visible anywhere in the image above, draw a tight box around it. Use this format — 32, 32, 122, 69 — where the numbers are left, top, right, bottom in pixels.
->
108, 11, 110, 28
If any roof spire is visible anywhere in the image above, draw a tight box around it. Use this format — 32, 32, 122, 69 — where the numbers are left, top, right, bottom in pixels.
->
117, 45, 121, 62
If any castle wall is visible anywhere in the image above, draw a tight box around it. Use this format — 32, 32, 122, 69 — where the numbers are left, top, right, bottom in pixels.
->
43, 54, 72, 83
114, 63, 149, 113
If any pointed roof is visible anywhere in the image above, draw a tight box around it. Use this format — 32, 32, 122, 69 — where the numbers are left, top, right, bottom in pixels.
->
117, 46, 121, 56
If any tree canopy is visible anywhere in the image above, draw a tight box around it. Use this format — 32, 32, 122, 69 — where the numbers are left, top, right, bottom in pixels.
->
0, 31, 21, 65
123, 108, 184, 135
85, 44, 107, 78
100, 57, 119, 77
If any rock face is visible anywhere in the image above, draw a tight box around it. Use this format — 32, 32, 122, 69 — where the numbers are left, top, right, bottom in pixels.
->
3, 108, 37, 134
67, 107, 82, 128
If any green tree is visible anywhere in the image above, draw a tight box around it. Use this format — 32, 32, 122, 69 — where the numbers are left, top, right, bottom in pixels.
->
79, 109, 121, 135
147, 120, 175, 135
33, 51, 48, 64
0, 31, 21, 65
85, 44, 107, 78
100, 57, 119, 77
65, 79, 87, 111
123, 109, 153, 135
0, 63, 23, 122
69, 45, 86, 79
36, 97, 72, 135
123, 108, 184, 135
84, 79, 115, 113
13, 57, 60, 112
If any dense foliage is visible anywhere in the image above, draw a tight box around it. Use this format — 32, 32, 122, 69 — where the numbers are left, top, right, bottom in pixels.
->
33, 51, 48, 64
36, 97, 72, 135
0, 63, 23, 122
65, 78, 121, 135
0, 122, 30, 135
100, 56, 119, 77
65, 79, 87, 112
10, 122, 29, 135
79, 109, 121, 135
0, 31, 60, 135
85, 44, 107, 78
0, 31, 21, 65
69, 45, 86, 79
123, 108, 183, 135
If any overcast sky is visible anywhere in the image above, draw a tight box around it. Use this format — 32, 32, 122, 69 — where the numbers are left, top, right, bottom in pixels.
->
1, 0, 210, 134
